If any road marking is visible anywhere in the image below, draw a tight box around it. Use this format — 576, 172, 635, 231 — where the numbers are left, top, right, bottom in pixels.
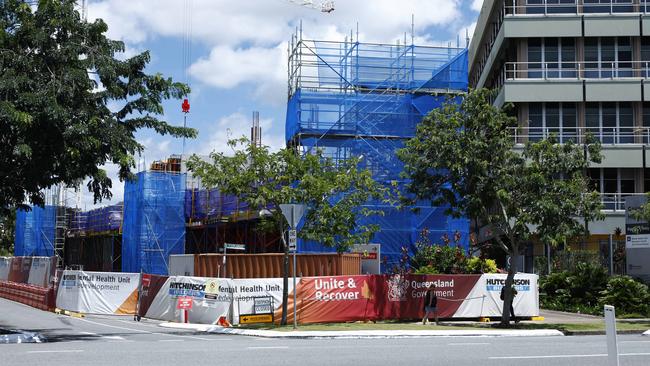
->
621, 341, 650, 344
247, 346, 289, 350
448, 342, 490, 346
27, 350, 84, 354
102, 336, 125, 340
489, 353, 650, 360
71, 317, 216, 341
79, 331, 97, 335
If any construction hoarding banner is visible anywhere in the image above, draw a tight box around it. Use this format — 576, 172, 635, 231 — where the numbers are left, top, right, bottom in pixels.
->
136, 273, 538, 325
0, 256, 55, 287
141, 276, 233, 324
27, 257, 56, 287
0, 257, 10, 281
454, 273, 538, 318
138, 276, 293, 325
56, 270, 140, 314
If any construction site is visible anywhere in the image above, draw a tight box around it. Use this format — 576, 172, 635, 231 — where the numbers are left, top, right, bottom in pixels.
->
13, 28, 470, 275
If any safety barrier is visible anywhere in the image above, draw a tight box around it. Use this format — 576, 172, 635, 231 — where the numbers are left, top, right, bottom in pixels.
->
0, 281, 56, 311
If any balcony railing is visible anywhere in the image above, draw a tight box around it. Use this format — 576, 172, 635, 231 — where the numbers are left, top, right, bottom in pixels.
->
504, 1, 645, 16
505, 61, 650, 80
601, 193, 641, 211
510, 127, 650, 145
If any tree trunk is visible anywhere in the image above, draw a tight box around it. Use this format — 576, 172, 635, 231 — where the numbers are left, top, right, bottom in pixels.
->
500, 242, 519, 326
280, 229, 289, 326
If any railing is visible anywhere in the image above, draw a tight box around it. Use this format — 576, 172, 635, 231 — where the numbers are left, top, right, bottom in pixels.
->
504, 61, 650, 80
510, 127, 650, 145
601, 193, 641, 211
504, 1, 643, 16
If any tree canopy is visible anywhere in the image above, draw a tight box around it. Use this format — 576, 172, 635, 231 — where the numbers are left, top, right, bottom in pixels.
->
188, 137, 392, 325
0, 0, 196, 211
188, 137, 391, 253
398, 88, 603, 325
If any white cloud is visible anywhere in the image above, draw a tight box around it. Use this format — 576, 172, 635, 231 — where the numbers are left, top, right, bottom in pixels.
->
89, 0, 461, 48
471, 0, 483, 12
89, 0, 463, 104
199, 112, 284, 156
188, 44, 285, 89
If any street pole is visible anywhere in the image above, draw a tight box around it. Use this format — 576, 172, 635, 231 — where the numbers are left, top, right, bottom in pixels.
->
293, 246, 297, 329
291, 207, 297, 330
223, 242, 227, 278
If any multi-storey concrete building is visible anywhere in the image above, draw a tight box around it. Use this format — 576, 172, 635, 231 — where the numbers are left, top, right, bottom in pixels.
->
469, 0, 650, 270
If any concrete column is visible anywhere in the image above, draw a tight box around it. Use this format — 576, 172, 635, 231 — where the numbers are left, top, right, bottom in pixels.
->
576, 37, 585, 80
517, 39, 528, 79
519, 103, 529, 144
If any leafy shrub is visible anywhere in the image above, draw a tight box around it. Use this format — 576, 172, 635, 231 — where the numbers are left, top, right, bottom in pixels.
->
539, 262, 608, 315
409, 229, 497, 274
466, 257, 498, 274
413, 265, 438, 275
599, 276, 650, 317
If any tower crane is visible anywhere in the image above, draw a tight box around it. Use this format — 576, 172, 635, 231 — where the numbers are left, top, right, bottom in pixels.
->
286, 0, 335, 13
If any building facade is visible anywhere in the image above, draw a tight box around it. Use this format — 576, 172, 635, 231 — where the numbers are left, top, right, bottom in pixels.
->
469, 0, 650, 269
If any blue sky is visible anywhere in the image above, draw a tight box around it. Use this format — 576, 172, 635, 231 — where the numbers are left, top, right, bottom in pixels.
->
82, 0, 484, 208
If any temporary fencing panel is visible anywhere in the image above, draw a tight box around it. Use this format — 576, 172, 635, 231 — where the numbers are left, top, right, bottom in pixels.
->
136, 273, 538, 325
141, 276, 234, 324
122, 171, 186, 275
55, 270, 140, 315
26, 257, 56, 287
0, 257, 10, 281
14, 206, 56, 257
169, 254, 195, 276
285, 37, 470, 271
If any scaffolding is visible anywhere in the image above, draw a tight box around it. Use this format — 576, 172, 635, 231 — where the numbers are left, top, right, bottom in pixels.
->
14, 205, 56, 257
122, 171, 186, 274
285, 29, 470, 270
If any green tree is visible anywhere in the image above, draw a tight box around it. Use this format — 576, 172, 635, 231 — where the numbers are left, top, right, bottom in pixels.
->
398, 89, 603, 326
0, 210, 15, 256
0, 0, 196, 211
188, 137, 391, 325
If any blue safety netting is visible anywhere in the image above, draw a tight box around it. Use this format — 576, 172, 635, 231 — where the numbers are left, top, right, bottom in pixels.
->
122, 171, 186, 274
185, 188, 251, 222
286, 39, 470, 272
14, 205, 56, 257
67, 204, 123, 234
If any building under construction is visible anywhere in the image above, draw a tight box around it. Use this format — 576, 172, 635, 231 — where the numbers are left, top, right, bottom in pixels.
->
285, 30, 470, 269
14, 31, 470, 274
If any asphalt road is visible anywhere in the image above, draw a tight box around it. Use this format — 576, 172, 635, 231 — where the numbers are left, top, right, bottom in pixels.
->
1, 297, 650, 366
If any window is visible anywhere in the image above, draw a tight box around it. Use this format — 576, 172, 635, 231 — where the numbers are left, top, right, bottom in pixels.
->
583, 37, 632, 78
526, 103, 577, 142
643, 103, 650, 143
641, 38, 650, 78
584, 102, 635, 143
590, 168, 637, 211
526, 0, 578, 14
620, 169, 635, 195
584, 0, 634, 13
527, 38, 576, 78
529, 103, 543, 141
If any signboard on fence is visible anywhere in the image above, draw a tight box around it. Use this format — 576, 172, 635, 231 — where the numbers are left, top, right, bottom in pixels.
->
55, 270, 140, 315
134, 273, 539, 326
177, 296, 193, 310
351, 244, 381, 274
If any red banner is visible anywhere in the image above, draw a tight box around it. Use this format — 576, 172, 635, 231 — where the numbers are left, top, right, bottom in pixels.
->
280, 274, 482, 324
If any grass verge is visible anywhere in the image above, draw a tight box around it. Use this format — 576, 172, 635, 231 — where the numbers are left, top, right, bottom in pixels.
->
238, 320, 650, 334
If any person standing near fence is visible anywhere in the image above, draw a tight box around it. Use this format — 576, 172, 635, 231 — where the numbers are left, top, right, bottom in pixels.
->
422, 284, 438, 325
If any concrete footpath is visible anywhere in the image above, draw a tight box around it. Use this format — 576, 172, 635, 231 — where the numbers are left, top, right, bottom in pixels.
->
159, 322, 564, 339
